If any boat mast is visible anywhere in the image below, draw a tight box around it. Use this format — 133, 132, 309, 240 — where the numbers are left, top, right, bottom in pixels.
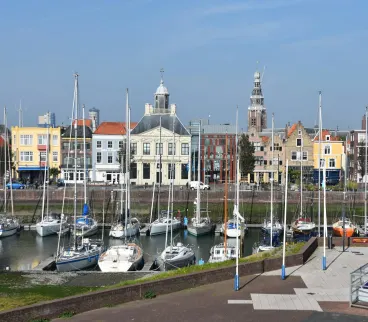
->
224, 132, 228, 253
235, 106, 239, 272
40, 112, 50, 223
82, 105, 87, 206
124, 89, 129, 242
365, 106, 367, 235
270, 113, 274, 247
196, 121, 201, 223
46, 112, 50, 219
170, 117, 175, 248
158, 116, 162, 218
73, 73, 79, 249
300, 126, 303, 219
127, 106, 131, 214
3, 106, 7, 214
318, 92, 322, 236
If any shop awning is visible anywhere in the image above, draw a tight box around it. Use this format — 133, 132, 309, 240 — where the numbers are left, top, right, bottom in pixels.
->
18, 167, 48, 171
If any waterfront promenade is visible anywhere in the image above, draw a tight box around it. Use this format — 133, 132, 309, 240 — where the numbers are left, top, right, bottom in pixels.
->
53, 247, 368, 322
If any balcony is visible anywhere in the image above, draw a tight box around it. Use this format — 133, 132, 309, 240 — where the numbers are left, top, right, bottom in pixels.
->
38, 145, 47, 150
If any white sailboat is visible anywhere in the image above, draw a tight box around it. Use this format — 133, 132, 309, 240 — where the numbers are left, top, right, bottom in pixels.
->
187, 120, 213, 236
36, 113, 68, 237
0, 107, 20, 238
156, 118, 195, 271
99, 89, 143, 273
149, 116, 181, 236
56, 74, 104, 272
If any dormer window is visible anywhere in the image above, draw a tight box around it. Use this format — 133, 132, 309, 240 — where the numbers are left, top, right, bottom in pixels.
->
326, 135, 330, 141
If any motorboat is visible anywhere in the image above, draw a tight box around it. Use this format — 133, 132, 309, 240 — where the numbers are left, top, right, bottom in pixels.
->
56, 238, 105, 272
291, 217, 316, 235
0, 216, 19, 238
156, 242, 195, 271
36, 213, 69, 237
208, 243, 238, 263
109, 217, 140, 238
332, 218, 357, 237
187, 217, 213, 236
98, 243, 143, 272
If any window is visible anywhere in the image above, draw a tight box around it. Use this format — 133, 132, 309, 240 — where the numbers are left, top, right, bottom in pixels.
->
168, 164, 176, 179
302, 151, 308, 160
326, 135, 330, 141
168, 143, 176, 155
38, 134, 47, 145
324, 145, 331, 155
264, 160, 267, 165
97, 152, 102, 163
143, 143, 150, 155
131, 143, 137, 155
107, 152, 113, 164
181, 163, 188, 180
97, 141, 101, 148
296, 138, 302, 147
119, 141, 123, 149
298, 130, 302, 136
130, 162, 137, 179
20, 151, 33, 162
20, 135, 33, 146
52, 151, 58, 162
156, 143, 163, 155
181, 143, 189, 155
52, 135, 58, 145
329, 158, 335, 168
279, 160, 282, 165
40, 152, 47, 162
319, 159, 324, 167
107, 141, 112, 149
143, 163, 150, 179
291, 151, 297, 160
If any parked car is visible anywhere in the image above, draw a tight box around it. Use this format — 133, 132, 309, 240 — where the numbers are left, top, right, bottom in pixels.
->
190, 181, 210, 190
6, 182, 25, 189
56, 179, 65, 187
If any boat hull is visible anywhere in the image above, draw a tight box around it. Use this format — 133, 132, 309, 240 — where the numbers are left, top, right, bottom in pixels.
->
157, 252, 195, 271
187, 223, 213, 236
332, 226, 355, 237
149, 222, 181, 236
36, 223, 67, 237
109, 225, 139, 238
56, 251, 100, 272
98, 254, 143, 272
0, 226, 18, 238
75, 225, 98, 237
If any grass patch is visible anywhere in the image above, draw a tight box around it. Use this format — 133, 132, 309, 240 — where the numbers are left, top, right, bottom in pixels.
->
58, 311, 76, 318
0, 273, 99, 312
143, 290, 156, 299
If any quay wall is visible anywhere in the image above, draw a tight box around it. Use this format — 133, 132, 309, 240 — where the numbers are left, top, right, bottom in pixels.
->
0, 238, 318, 322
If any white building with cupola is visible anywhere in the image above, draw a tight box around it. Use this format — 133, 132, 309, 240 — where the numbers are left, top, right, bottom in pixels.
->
130, 77, 191, 186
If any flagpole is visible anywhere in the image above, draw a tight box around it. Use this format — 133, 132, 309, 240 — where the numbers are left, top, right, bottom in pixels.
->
282, 160, 288, 280
322, 161, 327, 270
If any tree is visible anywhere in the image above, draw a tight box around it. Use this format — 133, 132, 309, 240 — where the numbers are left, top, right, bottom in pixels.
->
49, 167, 60, 179
238, 134, 255, 178
358, 141, 366, 179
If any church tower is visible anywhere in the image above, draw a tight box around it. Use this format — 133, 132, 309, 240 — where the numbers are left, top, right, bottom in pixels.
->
247, 70, 267, 132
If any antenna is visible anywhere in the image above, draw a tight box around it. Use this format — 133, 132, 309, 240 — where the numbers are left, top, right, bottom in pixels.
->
15, 99, 25, 127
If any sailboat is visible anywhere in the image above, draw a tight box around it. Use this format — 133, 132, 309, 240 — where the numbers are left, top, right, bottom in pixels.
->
56, 74, 104, 272
156, 118, 195, 271
36, 113, 68, 237
209, 110, 242, 262
187, 121, 213, 236
109, 119, 140, 238
99, 89, 143, 273
148, 117, 181, 236
0, 107, 20, 238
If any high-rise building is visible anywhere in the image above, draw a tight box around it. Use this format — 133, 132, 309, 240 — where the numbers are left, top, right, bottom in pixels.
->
38, 113, 56, 128
89, 107, 100, 132
248, 70, 267, 132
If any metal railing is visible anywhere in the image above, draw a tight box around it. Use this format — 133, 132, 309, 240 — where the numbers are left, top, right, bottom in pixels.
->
350, 262, 368, 308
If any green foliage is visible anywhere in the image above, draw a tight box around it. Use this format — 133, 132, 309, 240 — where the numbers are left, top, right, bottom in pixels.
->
289, 169, 300, 184
347, 181, 358, 191
58, 311, 76, 318
49, 167, 60, 179
358, 141, 366, 178
143, 290, 156, 299
238, 134, 255, 178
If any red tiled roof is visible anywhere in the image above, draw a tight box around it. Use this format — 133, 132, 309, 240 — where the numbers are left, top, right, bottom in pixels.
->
287, 123, 297, 137
261, 136, 269, 143
313, 129, 339, 142
94, 122, 138, 135
72, 119, 92, 127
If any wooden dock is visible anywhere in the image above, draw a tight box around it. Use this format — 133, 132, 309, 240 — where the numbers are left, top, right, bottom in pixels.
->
140, 225, 150, 236
33, 257, 56, 271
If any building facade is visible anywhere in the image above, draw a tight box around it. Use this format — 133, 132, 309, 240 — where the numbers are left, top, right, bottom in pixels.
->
60, 120, 92, 183
38, 113, 56, 128
130, 78, 191, 186
92, 122, 136, 184
11, 126, 61, 183
313, 130, 345, 185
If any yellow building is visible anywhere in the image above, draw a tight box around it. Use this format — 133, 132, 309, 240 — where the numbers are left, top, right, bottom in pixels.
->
11, 126, 61, 183
312, 130, 345, 185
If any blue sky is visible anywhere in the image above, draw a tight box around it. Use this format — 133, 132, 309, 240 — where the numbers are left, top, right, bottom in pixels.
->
0, 0, 367, 131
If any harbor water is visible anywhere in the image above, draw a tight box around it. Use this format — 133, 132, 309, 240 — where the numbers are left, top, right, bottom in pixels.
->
0, 228, 262, 271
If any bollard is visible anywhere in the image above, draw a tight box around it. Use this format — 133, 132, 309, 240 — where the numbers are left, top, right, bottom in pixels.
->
328, 234, 333, 249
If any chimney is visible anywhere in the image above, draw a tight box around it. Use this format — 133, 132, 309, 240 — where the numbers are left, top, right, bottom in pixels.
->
362, 114, 366, 131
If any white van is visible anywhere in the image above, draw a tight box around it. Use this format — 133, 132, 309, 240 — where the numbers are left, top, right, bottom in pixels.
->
190, 181, 210, 190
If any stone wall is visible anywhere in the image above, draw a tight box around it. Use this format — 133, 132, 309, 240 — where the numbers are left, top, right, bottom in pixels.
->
0, 238, 317, 322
